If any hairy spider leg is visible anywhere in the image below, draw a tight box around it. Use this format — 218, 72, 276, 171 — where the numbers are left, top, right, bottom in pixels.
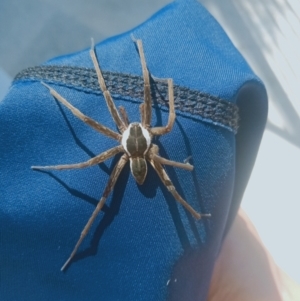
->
119, 106, 130, 128
139, 103, 145, 123
40, 82, 121, 141
31, 145, 124, 171
147, 144, 193, 172
61, 153, 129, 271
90, 38, 126, 133
134, 39, 152, 128
150, 78, 176, 136
149, 158, 211, 220
132, 41, 207, 219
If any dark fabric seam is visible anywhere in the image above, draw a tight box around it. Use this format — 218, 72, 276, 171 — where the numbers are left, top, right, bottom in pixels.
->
14, 65, 239, 133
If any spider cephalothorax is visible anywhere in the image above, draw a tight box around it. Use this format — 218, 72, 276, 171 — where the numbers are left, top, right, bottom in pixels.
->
32, 38, 210, 271
121, 122, 151, 185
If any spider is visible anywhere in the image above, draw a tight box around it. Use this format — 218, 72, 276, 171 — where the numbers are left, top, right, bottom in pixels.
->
32, 38, 210, 271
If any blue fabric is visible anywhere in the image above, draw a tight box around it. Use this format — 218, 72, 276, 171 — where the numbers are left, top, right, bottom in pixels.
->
0, 0, 267, 300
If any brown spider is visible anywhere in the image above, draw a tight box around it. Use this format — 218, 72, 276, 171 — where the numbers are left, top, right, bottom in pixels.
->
32, 38, 210, 271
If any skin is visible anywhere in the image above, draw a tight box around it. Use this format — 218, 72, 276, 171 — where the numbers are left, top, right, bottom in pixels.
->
207, 209, 300, 301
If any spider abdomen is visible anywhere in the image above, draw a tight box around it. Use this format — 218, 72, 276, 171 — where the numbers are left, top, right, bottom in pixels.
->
130, 157, 147, 185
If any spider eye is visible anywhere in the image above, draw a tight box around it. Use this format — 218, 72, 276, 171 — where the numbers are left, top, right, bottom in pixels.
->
130, 158, 147, 185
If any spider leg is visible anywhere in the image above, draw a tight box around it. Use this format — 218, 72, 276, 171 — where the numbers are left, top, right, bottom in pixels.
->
134, 39, 152, 128
90, 39, 126, 133
31, 145, 123, 170
41, 82, 121, 141
150, 78, 175, 136
119, 106, 130, 127
61, 153, 129, 271
139, 103, 145, 123
149, 159, 210, 220
147, 144, 193, 171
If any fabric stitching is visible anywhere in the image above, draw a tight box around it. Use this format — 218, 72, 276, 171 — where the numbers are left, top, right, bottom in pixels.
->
14, 65, 239, 133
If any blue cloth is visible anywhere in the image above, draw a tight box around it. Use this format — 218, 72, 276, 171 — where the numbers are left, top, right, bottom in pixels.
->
0, 0, 267, 300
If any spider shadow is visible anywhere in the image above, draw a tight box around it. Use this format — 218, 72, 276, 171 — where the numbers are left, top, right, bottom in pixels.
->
65, 154, 131, 270
176, 121, 211, 241
33, 169, 101, 209
35, 153, 130, 271
54, 96, 110, 175
149, 75, 167, 128
152, 140, 204, 249
143, 78, 206, 249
